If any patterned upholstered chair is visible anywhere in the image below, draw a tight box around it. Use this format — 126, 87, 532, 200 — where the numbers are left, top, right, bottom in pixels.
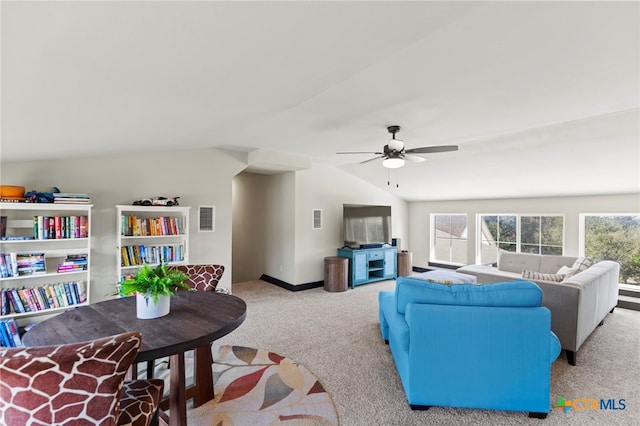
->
171, 264, 225, 292
0, 331, 164, 426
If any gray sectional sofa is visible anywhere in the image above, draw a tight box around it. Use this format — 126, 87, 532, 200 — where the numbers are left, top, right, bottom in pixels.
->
457, 251, 620, 365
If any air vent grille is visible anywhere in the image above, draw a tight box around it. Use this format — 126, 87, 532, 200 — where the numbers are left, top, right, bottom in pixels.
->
199, 206, 215, 232
313, 209, 322, 230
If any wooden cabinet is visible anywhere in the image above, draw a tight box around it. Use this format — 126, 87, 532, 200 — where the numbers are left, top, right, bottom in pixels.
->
115, 205, 190, 295
0, 202, 92, 324
337, 246, 397, 288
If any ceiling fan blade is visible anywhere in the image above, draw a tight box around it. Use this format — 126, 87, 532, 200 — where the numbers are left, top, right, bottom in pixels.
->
405, 145, 458, 154
336, 151, 383, 155
360, 155, 384, 164
403, 153, 426, 163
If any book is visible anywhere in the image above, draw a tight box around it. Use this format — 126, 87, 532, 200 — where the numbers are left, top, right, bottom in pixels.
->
44, 285, 58, 308
0, 320, 11, 347
63, 283, 74, 305
5, 318, 22, 347
0, 290, 8, 315
76, 281, 87, 303
54, 284, 67, 307
31, 287, 45, 310
16, 289, 32, 312
8, 289, 25, 313
71, 282, 80, 305
0, 254, 7, 278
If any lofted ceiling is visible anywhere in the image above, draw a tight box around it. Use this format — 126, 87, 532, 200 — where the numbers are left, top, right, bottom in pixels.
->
1, 1, 639, 201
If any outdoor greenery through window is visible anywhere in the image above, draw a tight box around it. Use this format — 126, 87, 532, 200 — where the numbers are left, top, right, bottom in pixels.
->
479, 215, 564, 265
581, 214, 640, 286
431, 214, 467, 265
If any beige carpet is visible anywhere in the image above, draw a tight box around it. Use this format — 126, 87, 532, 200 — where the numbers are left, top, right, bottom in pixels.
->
152, 279, 639, 425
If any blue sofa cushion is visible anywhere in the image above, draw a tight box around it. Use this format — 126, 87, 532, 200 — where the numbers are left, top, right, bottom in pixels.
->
395, 277, 543, 315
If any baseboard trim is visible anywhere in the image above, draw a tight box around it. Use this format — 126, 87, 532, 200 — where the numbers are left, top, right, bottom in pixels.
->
259, 274, 324, 292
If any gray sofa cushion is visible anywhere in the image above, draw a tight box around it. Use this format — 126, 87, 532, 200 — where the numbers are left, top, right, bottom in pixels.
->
540, 255, 577, 274
498, 251, 541, 273
498, 250, 576, 274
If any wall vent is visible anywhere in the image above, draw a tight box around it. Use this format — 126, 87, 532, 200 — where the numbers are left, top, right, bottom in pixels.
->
313, 209, 322, 230
198, 206, 215, 232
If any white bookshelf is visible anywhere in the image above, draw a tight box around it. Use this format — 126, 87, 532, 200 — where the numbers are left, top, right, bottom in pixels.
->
0, 202, 92, 322
115, 205, 190, 294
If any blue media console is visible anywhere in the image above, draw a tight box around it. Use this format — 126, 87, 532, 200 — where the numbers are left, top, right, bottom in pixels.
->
337, 246, 397, 288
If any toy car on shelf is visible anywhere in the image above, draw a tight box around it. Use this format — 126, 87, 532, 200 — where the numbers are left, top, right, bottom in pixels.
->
132, 196, 180, 207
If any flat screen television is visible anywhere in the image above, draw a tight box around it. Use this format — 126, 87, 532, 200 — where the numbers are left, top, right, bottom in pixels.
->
343, 204, 392, 248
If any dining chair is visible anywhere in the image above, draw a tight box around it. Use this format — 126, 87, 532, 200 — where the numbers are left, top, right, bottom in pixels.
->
0, 331, 164, 426
172, 264, 225, 291
137, 264, 226, 380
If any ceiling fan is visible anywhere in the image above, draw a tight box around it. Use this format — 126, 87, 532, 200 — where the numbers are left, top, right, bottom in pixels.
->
337, 125, 458, 168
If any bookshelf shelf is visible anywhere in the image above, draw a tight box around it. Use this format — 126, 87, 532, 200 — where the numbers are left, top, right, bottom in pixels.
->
0, 202, 92, 329
115, 205, 190, 293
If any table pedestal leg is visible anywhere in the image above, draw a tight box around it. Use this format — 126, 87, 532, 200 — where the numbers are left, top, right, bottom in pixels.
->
169, 352, 186, 426
192, 344, 214, 407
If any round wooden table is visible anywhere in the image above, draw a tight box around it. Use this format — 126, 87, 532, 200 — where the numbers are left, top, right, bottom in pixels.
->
23, 290, 247, 426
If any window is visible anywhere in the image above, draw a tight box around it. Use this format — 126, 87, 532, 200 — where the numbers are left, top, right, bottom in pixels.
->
580, 214, 640, 286
431, 214, 467, 265
479, 215, 517, 265
521, 216, 563, 255
478, 214, 564, 264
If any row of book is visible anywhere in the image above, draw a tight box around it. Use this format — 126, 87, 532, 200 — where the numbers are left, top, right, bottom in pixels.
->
0, 318, 22, 348
121, 215, 185, 237
0, 252, 45, 278
120, 245, 185, 267
33, 215, 89, 240
56, 254, 88, 273
53, 193, 91, 204
0, 252, 88, 278
1, 281, 86, 315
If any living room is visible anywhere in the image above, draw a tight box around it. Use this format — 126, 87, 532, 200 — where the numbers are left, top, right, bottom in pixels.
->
1, 1, 639, 424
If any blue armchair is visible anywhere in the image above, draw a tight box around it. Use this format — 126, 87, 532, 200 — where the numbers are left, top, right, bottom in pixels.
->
379, 277, 561, 418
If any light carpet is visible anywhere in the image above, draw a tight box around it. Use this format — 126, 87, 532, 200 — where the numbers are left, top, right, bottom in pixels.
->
211, 279, 639, 426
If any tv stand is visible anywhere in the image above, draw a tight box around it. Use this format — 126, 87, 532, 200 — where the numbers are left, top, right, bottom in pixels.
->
337, 246, 397, 288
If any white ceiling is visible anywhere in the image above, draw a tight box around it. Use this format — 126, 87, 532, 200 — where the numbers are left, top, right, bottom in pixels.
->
2, 1, 639, 201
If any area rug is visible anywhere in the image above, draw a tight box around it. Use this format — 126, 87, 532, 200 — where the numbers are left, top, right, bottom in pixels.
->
184, 345, 339, 425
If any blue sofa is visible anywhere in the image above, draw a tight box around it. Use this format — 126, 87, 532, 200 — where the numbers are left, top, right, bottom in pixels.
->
379, 277, 561, 418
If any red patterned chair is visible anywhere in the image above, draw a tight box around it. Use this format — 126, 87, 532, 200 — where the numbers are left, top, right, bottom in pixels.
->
0, 331, 164, 426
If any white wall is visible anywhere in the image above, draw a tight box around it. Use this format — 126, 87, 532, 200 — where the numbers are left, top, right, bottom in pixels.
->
230, 166, 409, 287
231, 172, 268, 283
409, 193, 640, 268
293, 165, 409, 284
1, 148, 246, 302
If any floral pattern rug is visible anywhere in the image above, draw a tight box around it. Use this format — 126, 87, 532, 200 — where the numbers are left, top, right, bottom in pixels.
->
185, 345, 339, 425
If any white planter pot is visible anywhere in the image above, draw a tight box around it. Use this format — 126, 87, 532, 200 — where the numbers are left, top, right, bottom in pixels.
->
136, 293, 170, 319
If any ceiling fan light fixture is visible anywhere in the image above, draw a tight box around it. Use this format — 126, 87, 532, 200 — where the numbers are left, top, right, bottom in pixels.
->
388, 138, 404, 152
382, 157, 405, 169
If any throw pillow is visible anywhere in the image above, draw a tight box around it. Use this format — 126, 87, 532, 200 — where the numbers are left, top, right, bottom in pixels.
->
522, 269, 565, 282
557, 265, 579, 279
0, 332, 141, 426
572, 257, 594, 273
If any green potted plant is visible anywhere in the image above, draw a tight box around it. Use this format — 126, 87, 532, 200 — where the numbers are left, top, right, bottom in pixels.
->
119, 263, 192, 319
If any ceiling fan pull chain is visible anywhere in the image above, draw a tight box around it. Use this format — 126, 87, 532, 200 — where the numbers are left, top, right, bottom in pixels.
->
387, 168, 390, 186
